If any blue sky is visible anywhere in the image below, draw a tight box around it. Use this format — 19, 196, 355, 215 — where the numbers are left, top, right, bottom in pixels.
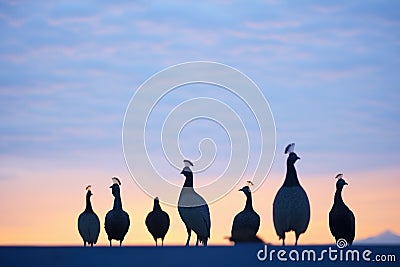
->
1, 0, 399, 179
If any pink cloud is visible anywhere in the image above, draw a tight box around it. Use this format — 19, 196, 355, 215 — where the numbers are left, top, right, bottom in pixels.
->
244, 20, 301, 30
0, 12, 25, 27
312, 4, 344, 14
46, 15, 100, 27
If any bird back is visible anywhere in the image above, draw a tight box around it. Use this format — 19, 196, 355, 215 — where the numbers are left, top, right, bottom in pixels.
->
273, 186, 310, 237
329, 202, 355, 244
105, 209, 130, 241
146, 210, 170, 239
78, 212, 100, 244
231, 210, 260, 243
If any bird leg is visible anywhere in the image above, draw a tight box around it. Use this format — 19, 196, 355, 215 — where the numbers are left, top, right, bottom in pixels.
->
90, 243, 93, 247
120, 240, 122, 247
295, 232, 300, 246
185, 228, 191, 246
196, 236, 199, 247
109, 240, 112, 247
84, 241, 86, 247
161, 238, 164, 247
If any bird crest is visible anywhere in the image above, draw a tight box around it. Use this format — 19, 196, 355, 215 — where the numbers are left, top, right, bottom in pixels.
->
86, 185, 92, 191
284, 143, 295, 154
112, 177, 121, 185
183, 159, 194, 167
335, 173, 343, 179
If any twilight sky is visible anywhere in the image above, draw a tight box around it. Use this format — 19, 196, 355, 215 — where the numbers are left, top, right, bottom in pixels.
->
0, 0, 399, 246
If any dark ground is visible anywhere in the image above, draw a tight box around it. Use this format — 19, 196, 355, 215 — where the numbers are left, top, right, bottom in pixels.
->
0, 245, 398, 267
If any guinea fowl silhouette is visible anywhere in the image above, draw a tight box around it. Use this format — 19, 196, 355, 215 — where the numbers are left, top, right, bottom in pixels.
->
178, 160, 211, 246
105, 177, 130, 247
230, 183, 262, 244
273, 143, 310, 245
78, 185, 100, 247
145, 197, 170, 246
329, 174, 355, 245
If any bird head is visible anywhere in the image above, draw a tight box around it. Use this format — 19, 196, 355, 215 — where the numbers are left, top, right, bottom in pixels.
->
181, 160, 193, 175
111, 176, 121, 186
109, 177, 122, 196
287, 152, 300, 164
239, 185, 251, 196
285, 143, 300, 164
181, 164, 194, 187
183, 159, 194, 167
180, 166, 192, 176
153, 197, 162, 210
85, 185, 93, 197
110, 183, 121, 197
336, 178, 348, 190
335, 174, 348, 190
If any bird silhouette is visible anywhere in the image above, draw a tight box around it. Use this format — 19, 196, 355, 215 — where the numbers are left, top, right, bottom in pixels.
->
273, 143, 310, 245
105, 177, 130, 247
230, 183, 262, 244
178, 160, 211, 246
78, 185, 100, 247
145, 197, 170, 246
329, 174, 355, 245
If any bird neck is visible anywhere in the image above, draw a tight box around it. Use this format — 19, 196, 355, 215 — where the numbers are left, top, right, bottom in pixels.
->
283, 163, 301, 187
113, 194, 123, 210
334, 187, 345, 205
244, 193, 254, 211
153, 202, 162, 211
183, 173, 194, 188
85, 193, 93, 212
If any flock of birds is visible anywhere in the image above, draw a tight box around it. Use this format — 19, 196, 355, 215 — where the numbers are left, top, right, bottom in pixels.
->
77, 143, 355, 247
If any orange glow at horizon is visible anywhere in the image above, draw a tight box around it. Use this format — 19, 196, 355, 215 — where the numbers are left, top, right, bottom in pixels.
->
0, 161, 399, 246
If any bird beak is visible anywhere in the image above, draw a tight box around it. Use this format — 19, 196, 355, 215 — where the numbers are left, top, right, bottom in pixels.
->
180, 170, 184, 174
109, 185, 113, 188
345, 182, 348, 185
239, 188, 243, 192
297, 156, 301, 160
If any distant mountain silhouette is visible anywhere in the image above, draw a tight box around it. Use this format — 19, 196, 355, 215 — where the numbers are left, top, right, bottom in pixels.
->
356, 230, 400, 245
